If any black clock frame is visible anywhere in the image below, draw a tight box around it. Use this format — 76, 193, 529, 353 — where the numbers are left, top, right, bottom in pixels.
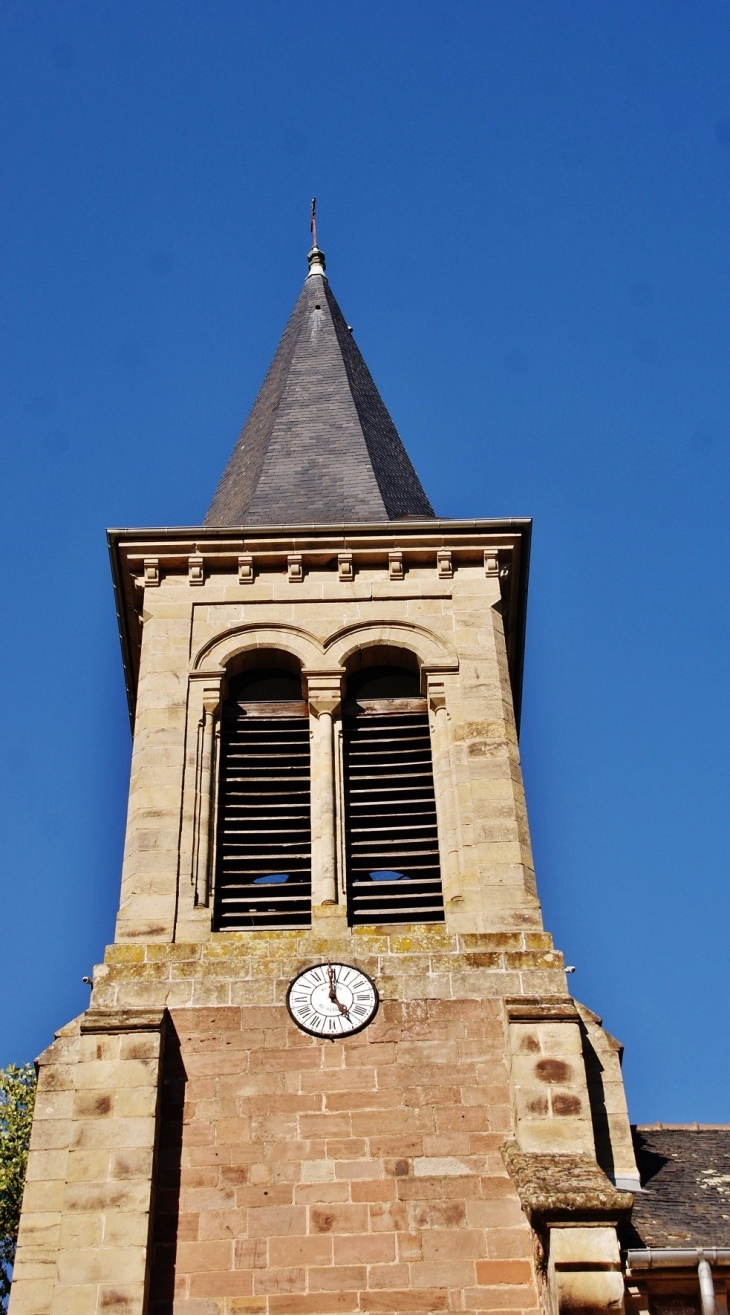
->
285, 962, 380, 1039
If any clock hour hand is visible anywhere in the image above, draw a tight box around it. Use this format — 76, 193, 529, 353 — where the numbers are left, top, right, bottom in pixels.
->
327, 965, 351, 1020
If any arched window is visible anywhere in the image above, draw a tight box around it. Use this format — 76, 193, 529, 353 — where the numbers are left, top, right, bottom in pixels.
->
213, 659, 311, 930
342, 655, 444, 926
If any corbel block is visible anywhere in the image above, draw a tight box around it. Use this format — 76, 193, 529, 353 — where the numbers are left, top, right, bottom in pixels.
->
388, 550, 404, 580
288, 553, 304, 582
436, 549, 453, 579
238, 553, 254, 584
484, 549, 499, 577
143, 558, 160, 587
188, 553, 205, 585
338, 552, 354, 581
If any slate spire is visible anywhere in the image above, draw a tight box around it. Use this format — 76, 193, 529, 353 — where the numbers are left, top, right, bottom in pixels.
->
204, 236, 434, 526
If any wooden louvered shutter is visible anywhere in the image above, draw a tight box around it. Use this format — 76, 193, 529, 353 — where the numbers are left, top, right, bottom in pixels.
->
343, 697, 444, 926
213, 700, 311, 930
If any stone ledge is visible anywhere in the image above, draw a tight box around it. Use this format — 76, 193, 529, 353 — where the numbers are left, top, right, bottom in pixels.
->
502, 1139, 634, 1227
505, 996, 578, 1023
80, 1008, 167, 1034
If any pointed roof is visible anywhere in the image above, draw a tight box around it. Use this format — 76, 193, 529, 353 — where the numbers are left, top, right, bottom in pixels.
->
204, 246, 434, 526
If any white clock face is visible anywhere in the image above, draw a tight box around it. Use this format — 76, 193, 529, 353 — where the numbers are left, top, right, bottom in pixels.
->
286, 963, 378, 1038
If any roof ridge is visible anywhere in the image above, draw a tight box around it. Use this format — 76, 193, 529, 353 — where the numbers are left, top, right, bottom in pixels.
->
633, 1123, 730, 1131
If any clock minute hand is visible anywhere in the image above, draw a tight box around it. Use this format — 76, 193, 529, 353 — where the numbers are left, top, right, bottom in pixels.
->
327, 965, 351, 1020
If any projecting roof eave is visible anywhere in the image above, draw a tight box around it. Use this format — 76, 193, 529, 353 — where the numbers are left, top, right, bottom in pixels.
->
107, 516, 532, 732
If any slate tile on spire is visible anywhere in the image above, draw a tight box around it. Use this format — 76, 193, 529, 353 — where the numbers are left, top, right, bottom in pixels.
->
204, 247, 434, 526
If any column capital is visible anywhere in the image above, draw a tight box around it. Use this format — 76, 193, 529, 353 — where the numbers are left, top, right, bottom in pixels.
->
303, 668, 345, 717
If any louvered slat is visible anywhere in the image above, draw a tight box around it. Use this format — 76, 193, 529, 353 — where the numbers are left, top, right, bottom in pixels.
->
213, 703, 311, 930
343, 703, 444, 926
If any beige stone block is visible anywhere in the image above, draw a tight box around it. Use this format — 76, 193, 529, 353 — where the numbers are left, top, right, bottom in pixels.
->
56, 1245, 147, 1286
70, 1116, 156, 1151
21, 1180, 66, 1213
59, 1212, 103, 1250
49, 1284, 98, 1315
24, 1150, 68, 1182
550, 1227, 620, 1266
6, 1277, 55, 1315
64, 1148, 112, 1182
103, 1211, 151, 1248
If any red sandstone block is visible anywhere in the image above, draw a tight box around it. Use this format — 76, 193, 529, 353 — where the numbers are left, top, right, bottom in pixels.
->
351, 1180, 395, 1203
422, 1135, 471, 1157
299, 1113, 352, 1138
410, 1260, 477, 1288
439, 1177, 483, 1200
218, 1166, 250, 1187
333, 1233, 395, 1265
325, 1138, 368, 1159
409, 1201, 467, 1230
182, 1126, 218, 1151
307, 1203, 368, 1234
250, 1113, 298, 1140
267, 1234, 332, 1267
368, 1135, 423, 1158
435, 1107, 490, 1133
465, 1200, 525, 1229
176, 1240, 235, 1273
308, 1265, 367, 1291
475, 1262, 533, 1285
247, 1205, 306, 1237
178, 1168, 220, 1190
326, 1090, 402, 1113
366, 1264, 411, 1289
268, 1294, 358, 1314
182, 1187, 237, 1214
465, 1286, 538, 1311
300, 1067, 377, 1093
233, 1239, 268, 1269
183, 1146, 233, 1168
250, 1049, 322, 1073
343, 1042, 397, 1067
252, 1266, 306, 1294
189, 1271, 255, 1299
396, 1232, 423, 1262
477, 1175, 517, 1200
485, 1231, 534, 1260
360, 1289, 448, 1312
396, 1042, 460, 1067
395, 1178, 445, 1201
334, 1160, 383, 1180
368, 1201, 409, 1233
248, 1093, 322, 1115
422, 1230, 486, 1261
350, 1108, 424, 1138
294, 1183, 351, 1205
176, 1213, 201, 1242
403, 1086, 461, 1108
198, 1208, 249, 1240
235, 1185, 294, 1208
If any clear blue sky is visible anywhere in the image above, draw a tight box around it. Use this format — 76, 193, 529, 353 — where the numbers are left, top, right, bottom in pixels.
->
1, 1, 728, 1122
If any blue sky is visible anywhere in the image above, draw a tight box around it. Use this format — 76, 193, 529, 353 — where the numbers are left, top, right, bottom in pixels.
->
1, 1, 729, 1122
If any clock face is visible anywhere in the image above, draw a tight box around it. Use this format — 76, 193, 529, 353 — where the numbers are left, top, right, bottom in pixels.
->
286, 963, 378, 1038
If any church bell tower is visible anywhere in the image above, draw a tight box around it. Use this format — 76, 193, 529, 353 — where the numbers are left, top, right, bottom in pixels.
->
10, 232, 640, 1315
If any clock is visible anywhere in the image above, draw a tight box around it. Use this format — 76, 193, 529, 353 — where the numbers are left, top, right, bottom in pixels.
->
286, 962, 379, 1038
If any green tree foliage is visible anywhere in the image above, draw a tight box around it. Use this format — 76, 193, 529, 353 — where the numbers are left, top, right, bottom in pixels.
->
0, 1064, 36, 1312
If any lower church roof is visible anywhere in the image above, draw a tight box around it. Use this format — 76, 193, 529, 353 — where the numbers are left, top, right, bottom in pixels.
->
625, 1126, 730, 1249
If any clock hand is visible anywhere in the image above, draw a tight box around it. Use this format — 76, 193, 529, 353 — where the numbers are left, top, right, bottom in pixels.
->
327, 965, 351, 1020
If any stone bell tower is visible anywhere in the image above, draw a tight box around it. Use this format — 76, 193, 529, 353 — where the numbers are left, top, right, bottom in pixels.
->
10, 235, 640, 1315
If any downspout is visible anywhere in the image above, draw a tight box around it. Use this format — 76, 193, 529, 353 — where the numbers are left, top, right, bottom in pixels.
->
626, 1249, 730, 1315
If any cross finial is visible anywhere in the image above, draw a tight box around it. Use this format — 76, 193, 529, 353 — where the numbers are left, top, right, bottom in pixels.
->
307, 197, 326, 276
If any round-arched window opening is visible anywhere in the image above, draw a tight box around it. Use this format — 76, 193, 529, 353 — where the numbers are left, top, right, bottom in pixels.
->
227, 667, 303, 702
346, 665, 420, 699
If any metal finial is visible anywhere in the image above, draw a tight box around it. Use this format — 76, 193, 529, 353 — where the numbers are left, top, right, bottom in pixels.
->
307, 197, 326, 275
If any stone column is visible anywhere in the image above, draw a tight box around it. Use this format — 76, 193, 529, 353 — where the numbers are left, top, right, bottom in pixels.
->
194, 687, 221, 907
304, 669, 345, 906
426, 672, 462, 904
